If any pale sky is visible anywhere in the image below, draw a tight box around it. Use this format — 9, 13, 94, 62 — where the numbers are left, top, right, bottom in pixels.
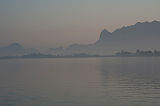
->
0, 0, 160, 49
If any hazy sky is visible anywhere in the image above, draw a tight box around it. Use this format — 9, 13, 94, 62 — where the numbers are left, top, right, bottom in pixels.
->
0, 0, 160, 49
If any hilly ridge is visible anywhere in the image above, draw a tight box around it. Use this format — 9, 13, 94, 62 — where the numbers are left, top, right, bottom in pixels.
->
0, 43, 38, 56
49, 20, 160, 55
1, 20, 160, 56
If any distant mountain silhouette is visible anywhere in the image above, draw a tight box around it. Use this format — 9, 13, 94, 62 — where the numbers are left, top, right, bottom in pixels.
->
49, 20, 160, 55
99, 29, 111, 41
0, 43, 38, 56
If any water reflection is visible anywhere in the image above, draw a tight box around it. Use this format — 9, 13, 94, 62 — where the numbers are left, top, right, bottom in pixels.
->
99, 57, 160, 106
0, 58, 160, 106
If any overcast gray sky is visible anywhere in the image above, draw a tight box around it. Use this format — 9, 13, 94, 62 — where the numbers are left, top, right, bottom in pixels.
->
0, 0, 160, 49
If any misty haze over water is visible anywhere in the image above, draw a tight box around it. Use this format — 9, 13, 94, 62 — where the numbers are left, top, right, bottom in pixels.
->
1, 0, 160, 106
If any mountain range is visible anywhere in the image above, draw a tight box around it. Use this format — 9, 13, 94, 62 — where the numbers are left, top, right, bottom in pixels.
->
0, 43, 38, 57
49, 20, 160, 55
1, 20, 160, 56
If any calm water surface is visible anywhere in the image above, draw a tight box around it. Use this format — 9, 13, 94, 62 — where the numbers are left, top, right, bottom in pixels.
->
0, 57, 160, 106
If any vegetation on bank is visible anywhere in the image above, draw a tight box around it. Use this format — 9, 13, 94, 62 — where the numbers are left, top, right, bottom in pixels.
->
115, 50, 160, 56
1, 50, 160, 59
0, 53, 101, 59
